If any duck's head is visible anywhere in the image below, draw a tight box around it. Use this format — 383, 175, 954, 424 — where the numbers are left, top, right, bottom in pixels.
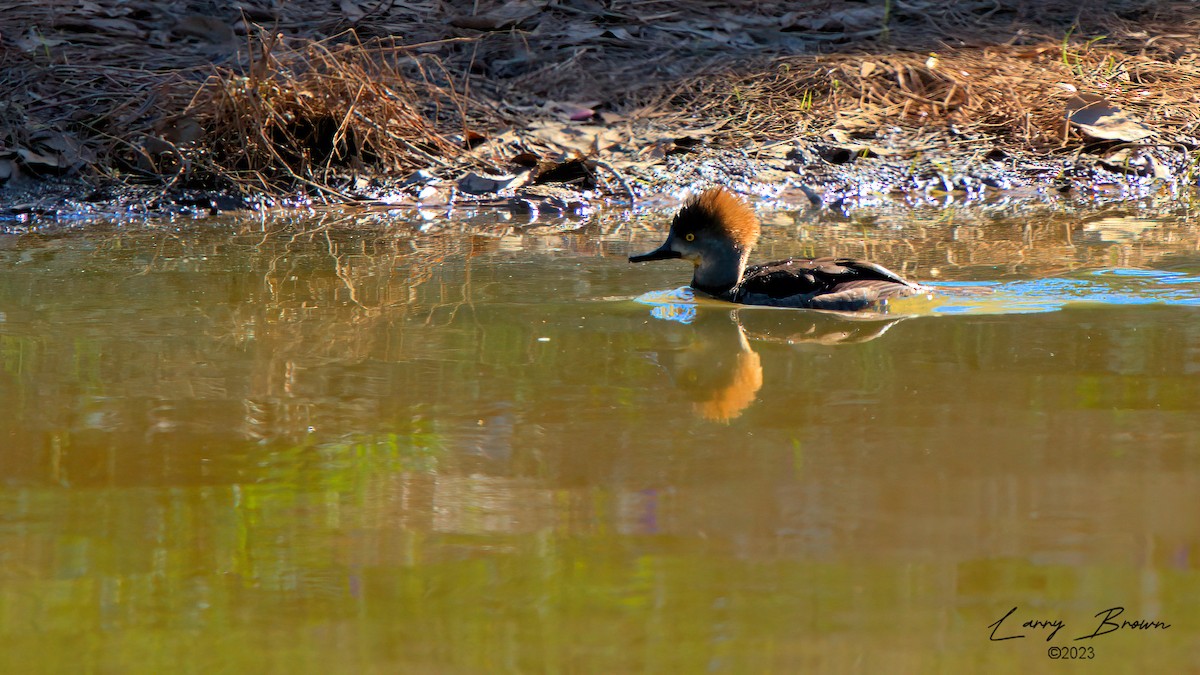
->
629, 188, 760, 295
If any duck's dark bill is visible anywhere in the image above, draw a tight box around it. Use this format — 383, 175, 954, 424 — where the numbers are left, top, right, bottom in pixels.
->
629, 245, 682, 263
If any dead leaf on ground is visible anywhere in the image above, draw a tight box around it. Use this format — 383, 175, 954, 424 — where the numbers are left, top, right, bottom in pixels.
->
339, 0, 366, 22
160, 117, 204, 145
417, 185, 446, 204
823, 128, 903, 158
174, 15, 236, 44
527, 121, 627, 155
458, 170, 532, 194
783, 6, 885, 33
530, 158, 592, 186
16, 29, 66, 52
754, 140, 808, 163
641, 135, 703, 160
655, 21, 739, 45
1066, 93, 1155, 142
558, 24, 606, 44
511, 152, 540, 166
14, 130, 91, 174
30, 131, 79, 155
450, 1, 544, 31
16, 147, 66, 172
1013, 46, 1054, 59
1098, 147, 1171, 179
462, 129, 489, 149
543, 100, 601, 122
55, 17, 146, 38
600, 27, 635, 41
569, 108, 597, 121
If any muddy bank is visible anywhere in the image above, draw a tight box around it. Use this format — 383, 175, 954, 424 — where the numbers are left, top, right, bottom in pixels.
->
2, 0, 1200, 219
1, 136, 1190, 225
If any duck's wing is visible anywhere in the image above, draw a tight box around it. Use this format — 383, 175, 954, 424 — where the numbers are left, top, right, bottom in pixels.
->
735, 257, 921, 301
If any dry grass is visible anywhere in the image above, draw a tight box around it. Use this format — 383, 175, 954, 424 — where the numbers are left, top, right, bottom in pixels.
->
680, 36, 1200, 149
179, 32, 481, 196
5, 0, 1200, 199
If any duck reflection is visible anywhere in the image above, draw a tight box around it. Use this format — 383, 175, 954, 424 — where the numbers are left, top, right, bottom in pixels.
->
653, 311, 764, 422
649, 308, 906, 421
734, 308, 908, 347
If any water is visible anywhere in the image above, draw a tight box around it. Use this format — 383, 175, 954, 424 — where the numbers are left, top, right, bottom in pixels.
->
0, 206, 1198, 672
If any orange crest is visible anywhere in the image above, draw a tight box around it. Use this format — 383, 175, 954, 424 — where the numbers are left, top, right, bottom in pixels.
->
684, 188, 760, 249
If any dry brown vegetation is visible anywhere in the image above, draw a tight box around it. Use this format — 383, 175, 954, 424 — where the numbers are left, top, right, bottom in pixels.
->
184, 33, 480, 197
3, 1, 1200, 200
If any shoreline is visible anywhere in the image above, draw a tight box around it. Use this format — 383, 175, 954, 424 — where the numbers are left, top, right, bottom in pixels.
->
3, 1, 1199, 220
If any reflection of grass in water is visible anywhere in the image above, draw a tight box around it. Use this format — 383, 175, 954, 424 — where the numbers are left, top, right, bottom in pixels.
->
248, 420, 445, 492
318, 429, 443, 475
223, 424, 446, 592
5, 482, 1199, 672
762, 207, 1200, 283
0, 334, 37, 377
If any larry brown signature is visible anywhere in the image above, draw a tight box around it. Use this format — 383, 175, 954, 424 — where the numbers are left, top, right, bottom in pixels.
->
989, 606, 1171, 642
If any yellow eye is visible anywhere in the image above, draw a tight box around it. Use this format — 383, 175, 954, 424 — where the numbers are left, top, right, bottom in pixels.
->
685, 233, 695, 242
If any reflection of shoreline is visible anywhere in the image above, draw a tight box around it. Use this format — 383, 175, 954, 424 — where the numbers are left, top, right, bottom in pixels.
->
353, 462, 1200, 572
648, 307, 906, 421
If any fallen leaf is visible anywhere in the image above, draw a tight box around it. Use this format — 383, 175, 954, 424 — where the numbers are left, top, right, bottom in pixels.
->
559, 23, 606, 44
340, 0, 365, 22
527, 121, 626, 154
742, 28, 810, 50
655, 21, 738, 45
16, 147, 64, 172
174, 15, 236, 44
417, 185, 444, 203
1066, 93, 1155, 142
511, 152, 540, 166
1099, 148, 1171, 179
16, 29, 66, 52
531, 158, 591, 186
401, 169, 438, 186
600, 27, 635, 41
56, 17, 145, 38
569, 107, 597, 121
785, 6, 884, 32
141, 136, 175, 156
1014, 46, 1054, 59
163, 117, 204, 145
458, 170, 531, 194
463, 129, 488, 149
641, 135, 704, 160
754, 140, 805, 163
542, 100, 602, 122
823, 128, 903, 158
450, 1, 543, 31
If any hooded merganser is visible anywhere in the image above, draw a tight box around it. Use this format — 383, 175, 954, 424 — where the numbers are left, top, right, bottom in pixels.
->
629, 188, 928, 311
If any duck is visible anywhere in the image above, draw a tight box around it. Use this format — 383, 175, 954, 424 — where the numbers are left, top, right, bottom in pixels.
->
629, 188, 929, 311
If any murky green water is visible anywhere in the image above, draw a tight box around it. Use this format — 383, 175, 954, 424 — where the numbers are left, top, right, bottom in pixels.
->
1, 205, 1199, 672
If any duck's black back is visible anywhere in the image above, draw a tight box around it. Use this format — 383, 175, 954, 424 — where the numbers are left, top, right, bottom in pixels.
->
732, 257, 921, 302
